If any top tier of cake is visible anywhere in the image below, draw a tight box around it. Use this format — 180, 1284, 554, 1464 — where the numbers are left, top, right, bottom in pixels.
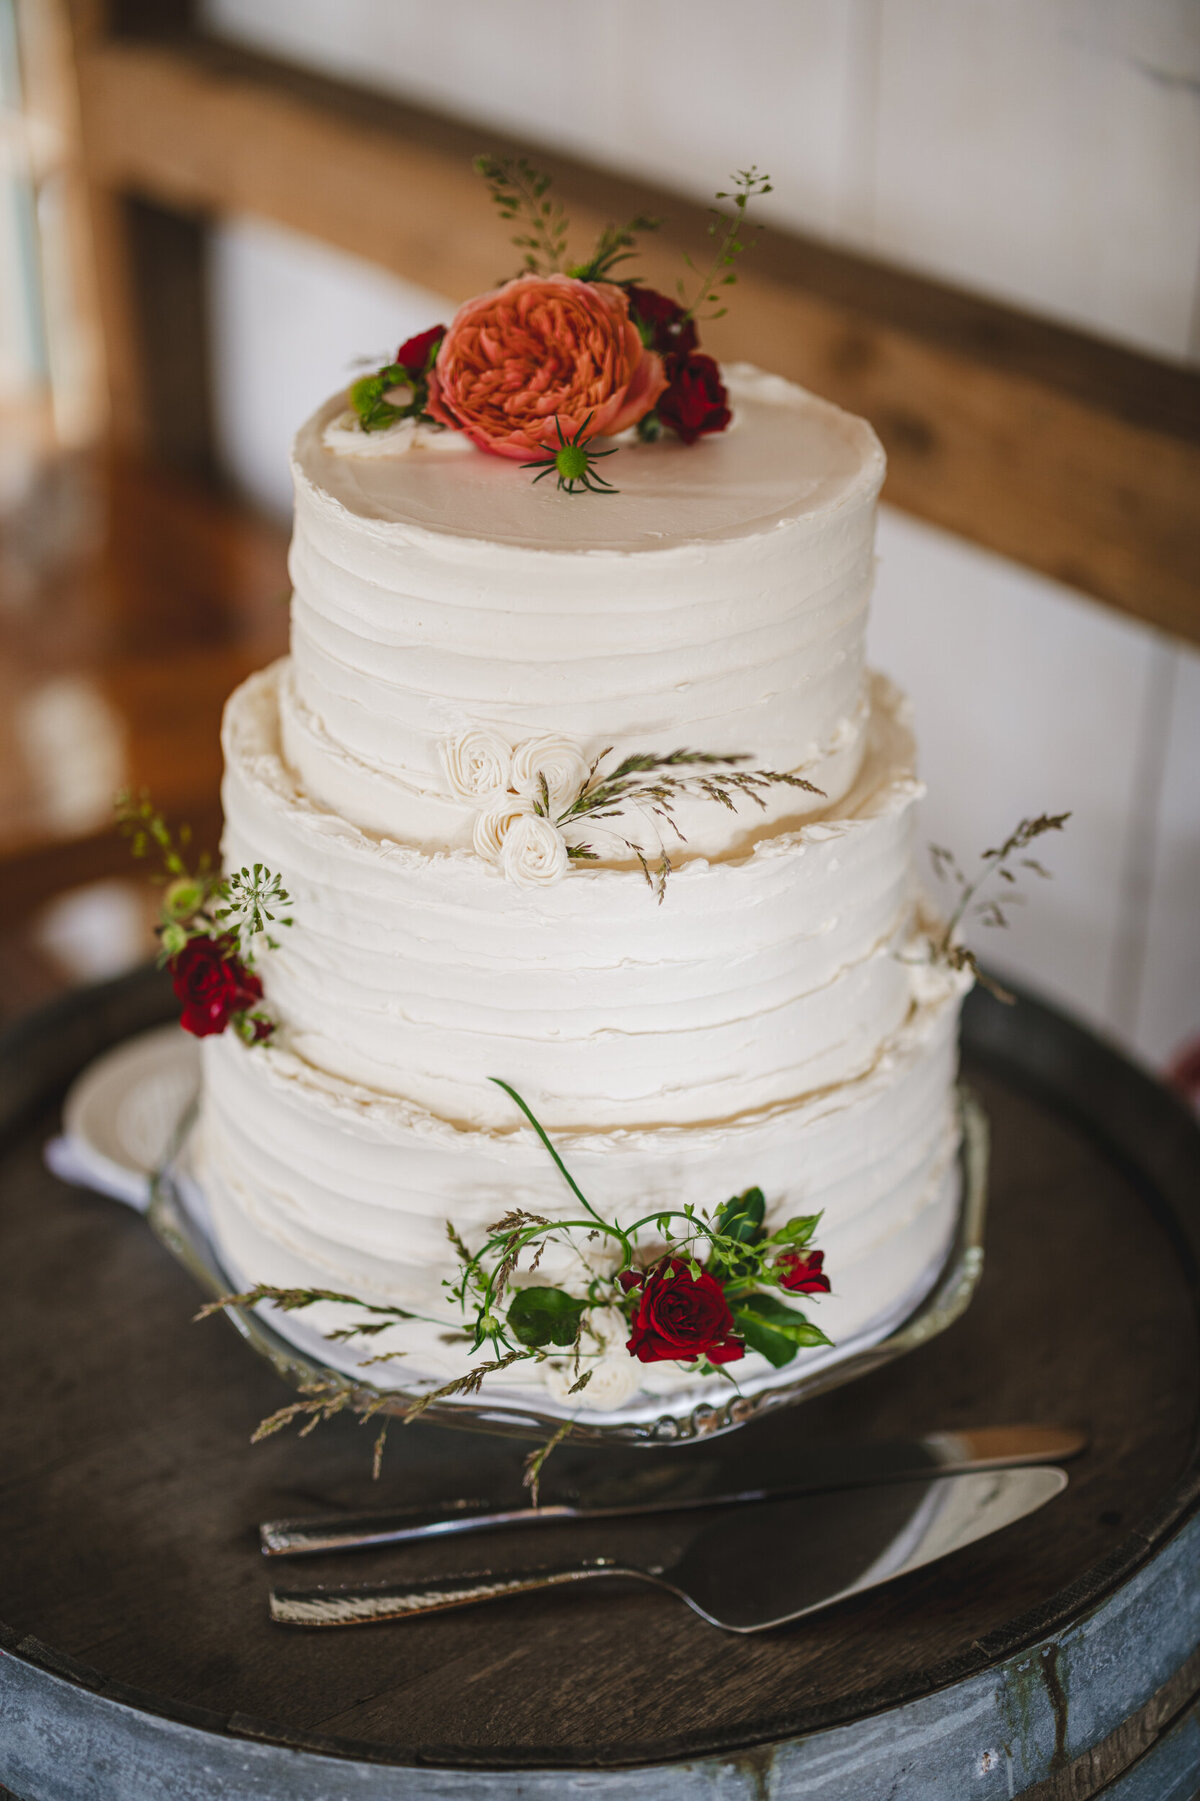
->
283, 365, 885, 861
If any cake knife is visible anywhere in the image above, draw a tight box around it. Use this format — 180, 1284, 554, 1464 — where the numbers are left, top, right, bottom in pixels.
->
260, 1422, 1085, 1557
269, 1465, 1069, 1632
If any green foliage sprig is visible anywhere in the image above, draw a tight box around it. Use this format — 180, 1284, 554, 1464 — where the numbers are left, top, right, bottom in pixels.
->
116, 790, 292, 1041
569, 211, 663, 282
473, 151, 769, 320
923, 812, 1071, 1000
475, 153, 571, 274
678, 165, 772, 320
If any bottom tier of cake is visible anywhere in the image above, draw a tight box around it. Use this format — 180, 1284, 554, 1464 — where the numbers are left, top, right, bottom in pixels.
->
196, 967, 968, 1423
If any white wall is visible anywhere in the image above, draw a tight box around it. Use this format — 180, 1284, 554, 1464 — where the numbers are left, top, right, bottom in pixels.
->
202, 0, 1200, 364
202, 3, 1200, 1073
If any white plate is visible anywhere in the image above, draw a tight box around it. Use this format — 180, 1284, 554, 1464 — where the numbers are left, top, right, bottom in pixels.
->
46, 1025, 201, 1211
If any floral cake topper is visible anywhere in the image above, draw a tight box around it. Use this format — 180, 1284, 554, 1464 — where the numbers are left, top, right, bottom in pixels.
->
346, 157, 772, 492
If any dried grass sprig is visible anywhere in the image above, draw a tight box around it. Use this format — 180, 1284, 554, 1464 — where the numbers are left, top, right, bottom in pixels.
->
523, 1418, 574, 1507
546, 747, 823, 900
922, 812, 1071, 1000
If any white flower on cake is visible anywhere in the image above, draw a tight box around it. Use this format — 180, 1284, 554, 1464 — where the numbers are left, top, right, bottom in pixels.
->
510, 733, 589, 815
472, 791, 534, 863
441, 728, 514, 804
500, 812, 570, 889
546, 1355, 640, 1411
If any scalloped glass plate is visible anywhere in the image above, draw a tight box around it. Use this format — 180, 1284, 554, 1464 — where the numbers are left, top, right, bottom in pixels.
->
147, 1090, 988, 1448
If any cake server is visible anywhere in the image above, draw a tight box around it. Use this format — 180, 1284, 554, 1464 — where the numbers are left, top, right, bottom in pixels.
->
259, 1423, 1084, 1556
269, 1464, 1068, 1632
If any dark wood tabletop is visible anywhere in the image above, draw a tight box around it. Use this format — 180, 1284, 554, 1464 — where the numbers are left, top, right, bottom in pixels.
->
1, 970, 1197, 1794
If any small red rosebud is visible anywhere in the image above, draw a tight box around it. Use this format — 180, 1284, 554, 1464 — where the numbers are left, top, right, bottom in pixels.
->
617, 1268, 643, 1293
169, 935, 263, 1039
657, 352, 731, 445
396, 324, 446, 376
624, 286, 699, 360
776, 1248, 831, 1296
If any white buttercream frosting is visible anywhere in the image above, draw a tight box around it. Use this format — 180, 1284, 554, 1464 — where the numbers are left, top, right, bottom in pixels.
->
220, 662, 928, 1131
284, 365, 884, 859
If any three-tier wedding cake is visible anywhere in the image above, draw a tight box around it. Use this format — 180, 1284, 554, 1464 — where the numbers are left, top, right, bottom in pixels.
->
193, 355, 969, 1425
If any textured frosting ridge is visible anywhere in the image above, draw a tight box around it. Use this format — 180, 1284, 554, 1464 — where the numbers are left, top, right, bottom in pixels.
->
225, 661, 927, 1131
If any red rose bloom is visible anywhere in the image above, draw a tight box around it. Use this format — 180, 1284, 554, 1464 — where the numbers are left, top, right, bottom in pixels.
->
624, 1258, 744, 1365
657, 351, 731, 444
776, 1248, 831, 1296
169, 936, 263, 1039
624, 285, 699, 359
395, 324, 445, 376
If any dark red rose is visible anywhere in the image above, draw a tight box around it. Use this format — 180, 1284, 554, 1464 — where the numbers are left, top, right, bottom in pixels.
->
657, 351, 731, 444
625, 1258, 744, 1365
169, 935, 263, 1039
396, 324, 446, 376
624, 286, 698, 359
776, 1248, 831, 1295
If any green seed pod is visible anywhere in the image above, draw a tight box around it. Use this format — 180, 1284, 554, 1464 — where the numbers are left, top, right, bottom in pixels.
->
164, 876, 205, 920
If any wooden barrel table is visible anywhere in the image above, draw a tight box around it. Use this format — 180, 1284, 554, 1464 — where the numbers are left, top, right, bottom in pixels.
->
1, 968, 1198, 1800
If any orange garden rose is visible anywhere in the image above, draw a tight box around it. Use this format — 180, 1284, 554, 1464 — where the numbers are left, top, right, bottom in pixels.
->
427, 275, 666, 460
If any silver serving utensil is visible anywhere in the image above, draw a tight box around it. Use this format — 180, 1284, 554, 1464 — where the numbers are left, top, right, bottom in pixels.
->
259, 1424, 1085, 1557
269, 1464, 1068, 1633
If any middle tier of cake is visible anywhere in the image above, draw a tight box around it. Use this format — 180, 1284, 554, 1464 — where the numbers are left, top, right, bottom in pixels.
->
222, 660, 931, 1132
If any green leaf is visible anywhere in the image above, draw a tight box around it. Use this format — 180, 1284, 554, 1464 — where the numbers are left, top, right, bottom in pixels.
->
733, 1310, 797, 1368
733, 1292, 832, 1368
770, 1211, 822, 1248
715, 1187, 766, 1246
506, 1286, 586, 1349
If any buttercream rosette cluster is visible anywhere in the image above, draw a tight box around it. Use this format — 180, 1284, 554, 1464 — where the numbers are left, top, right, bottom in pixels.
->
440, 727, 588, 889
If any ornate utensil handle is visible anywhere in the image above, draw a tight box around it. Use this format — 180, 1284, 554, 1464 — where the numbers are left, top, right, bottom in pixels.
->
260, 1500, 577, 1557
269, 1557, 644, 1627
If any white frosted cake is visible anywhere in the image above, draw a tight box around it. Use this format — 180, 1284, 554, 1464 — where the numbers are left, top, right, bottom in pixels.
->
195, 363, 969, 1424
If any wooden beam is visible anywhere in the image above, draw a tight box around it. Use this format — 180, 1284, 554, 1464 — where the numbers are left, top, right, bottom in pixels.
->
73, 32, 1200, 644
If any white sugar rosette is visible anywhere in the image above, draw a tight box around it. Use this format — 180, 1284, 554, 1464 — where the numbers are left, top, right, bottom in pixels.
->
472, 792, 535, 864
510, 733, 589, 816
500, 813, 570, 888
440, 727, 514, 803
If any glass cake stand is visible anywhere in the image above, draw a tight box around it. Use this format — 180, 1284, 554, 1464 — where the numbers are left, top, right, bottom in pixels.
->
148, 1092, 988, 1448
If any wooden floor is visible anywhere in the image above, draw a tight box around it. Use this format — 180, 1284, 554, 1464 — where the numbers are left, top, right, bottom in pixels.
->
0, 440, 288, 1022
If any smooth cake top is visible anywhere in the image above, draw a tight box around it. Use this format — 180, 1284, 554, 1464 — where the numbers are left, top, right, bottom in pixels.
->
292, 364, 885, 557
